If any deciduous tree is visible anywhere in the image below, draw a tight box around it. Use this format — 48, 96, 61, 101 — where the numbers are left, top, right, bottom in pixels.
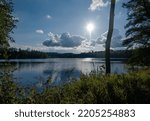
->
0, 0, 17, 48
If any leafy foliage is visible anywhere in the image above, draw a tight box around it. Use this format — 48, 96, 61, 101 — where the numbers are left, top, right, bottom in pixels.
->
128, 47, 150, 66
0, 63, 24, 103
30, 68, 150, 104
0, 0, 18, 48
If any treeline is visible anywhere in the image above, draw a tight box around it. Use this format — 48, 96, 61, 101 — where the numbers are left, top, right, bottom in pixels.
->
0, 47, 132, 59
0, 48, 48, 59
47, 50, 131, 58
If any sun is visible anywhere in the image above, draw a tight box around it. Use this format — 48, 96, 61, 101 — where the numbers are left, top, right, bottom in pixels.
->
86, 22, 95, 33
86, 22, 95, 41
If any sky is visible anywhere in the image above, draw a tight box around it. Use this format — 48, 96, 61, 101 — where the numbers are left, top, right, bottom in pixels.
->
11, 0, 128, 53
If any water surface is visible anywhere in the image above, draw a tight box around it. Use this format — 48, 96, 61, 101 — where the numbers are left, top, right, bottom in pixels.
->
0, 58, 128, 88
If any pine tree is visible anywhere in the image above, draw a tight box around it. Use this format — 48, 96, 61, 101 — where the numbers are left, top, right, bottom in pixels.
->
123, 0, 150, 48
0, 0, 17, 48
123, 0, 150, 65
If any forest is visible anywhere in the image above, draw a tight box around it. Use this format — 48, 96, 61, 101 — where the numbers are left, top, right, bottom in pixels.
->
0, 47, 131, 59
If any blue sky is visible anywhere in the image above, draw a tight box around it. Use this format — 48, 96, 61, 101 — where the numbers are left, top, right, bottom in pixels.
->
11, 0, 127, 53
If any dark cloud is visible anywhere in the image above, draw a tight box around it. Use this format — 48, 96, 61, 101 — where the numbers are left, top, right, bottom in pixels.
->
43, 40, 60, 47
43, 32, 85, 48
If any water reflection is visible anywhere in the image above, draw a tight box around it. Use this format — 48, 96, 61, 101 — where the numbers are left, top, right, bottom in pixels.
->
43, 68, 81, 85
0, 58, 129, 88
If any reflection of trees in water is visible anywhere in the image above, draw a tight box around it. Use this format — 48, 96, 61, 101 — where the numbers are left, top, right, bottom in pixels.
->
12, 62, 47, 71
43, 68, 81, 86
0, 61, 53, 71
27, 68, 81, 91
0, 59, 129, 91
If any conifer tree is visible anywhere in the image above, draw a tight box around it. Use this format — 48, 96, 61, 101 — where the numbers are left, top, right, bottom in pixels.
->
123, 0, 150, 48
123, 0, 150, 65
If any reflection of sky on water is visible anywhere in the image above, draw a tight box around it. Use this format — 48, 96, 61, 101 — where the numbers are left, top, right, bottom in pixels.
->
0, 58, 128, 88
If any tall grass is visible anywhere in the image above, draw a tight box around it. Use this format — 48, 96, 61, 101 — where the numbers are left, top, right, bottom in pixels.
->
24, 68, 150, 104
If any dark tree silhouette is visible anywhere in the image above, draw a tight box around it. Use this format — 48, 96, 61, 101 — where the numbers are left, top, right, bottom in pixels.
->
105, 0, 116, 74
123, 0, 150, 48
123, 0, 150, 65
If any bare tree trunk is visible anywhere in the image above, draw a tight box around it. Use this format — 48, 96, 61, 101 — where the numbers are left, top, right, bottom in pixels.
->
105, 0, 116, 74
142, 0, 150, 17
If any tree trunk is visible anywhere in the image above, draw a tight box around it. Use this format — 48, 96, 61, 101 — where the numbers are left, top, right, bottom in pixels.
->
105, 0, 116, 74
142, 0, 150, 17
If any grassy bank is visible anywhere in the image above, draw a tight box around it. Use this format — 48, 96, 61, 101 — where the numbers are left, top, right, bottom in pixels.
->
0, 67, 150, 104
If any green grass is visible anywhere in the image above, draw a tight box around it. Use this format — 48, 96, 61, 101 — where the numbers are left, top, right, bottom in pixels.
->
1, 67, 150, 104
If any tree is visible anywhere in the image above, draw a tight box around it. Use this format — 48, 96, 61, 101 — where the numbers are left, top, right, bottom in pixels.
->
123, 0, 150, 48
0, 0, 17, 48
123, 0, 150, 65
105, 0, 116, 74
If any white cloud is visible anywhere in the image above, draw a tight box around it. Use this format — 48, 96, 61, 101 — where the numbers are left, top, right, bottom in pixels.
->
89, 0, 110, 11
11, 29, 124, 53
36, 29, 44, 34
96, 31, 108, 44
43, 29, 123, 52
46, 15, 52, 19
89, 0, 120, 11
43, 32, 85, 48
96, 29, 123, 48
10, 43, 49, 52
